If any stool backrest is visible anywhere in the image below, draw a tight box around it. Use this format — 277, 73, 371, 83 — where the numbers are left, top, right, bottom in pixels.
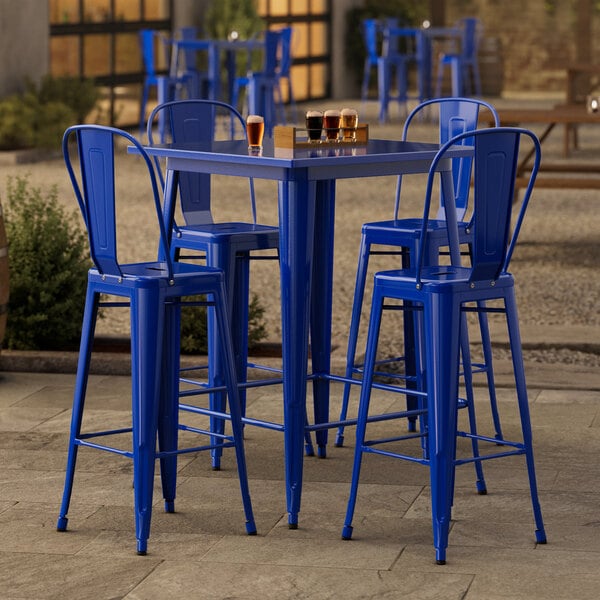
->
400, 97, 500, 221
263, 29, 282, 77
416, 127, 541, 287
362, 19, 380, 63
459, 17, 481, 62
147, 99, 256, 227
139, 29, 169, 77
63, 124, 172, 281
277, 26, 294, 77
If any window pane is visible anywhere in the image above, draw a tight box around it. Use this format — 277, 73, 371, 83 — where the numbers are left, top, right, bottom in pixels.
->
256, 0, 268, 14
293, 23, 309, 59
83, 0, 111, 22
115, 0, 141, 21
84, 34, 111, 76
144, 0, 170, 19
269, 0, 289, 17
293, 64, 309, 100
291, 0, 309, 15
310, 63, 326, 97
50, 0, 80, 24
50, 36, 80, 75
115, 34, 140, 74
311, 0, 328, 13
310, 22, 326, 55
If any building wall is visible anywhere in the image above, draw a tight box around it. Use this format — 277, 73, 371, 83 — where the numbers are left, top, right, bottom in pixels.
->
1, 0, 597, 101
446, 0, 598, 95
0, 0, 49, 96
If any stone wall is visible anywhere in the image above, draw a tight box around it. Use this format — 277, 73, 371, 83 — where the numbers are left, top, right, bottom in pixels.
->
447, 0, 599, 96
0, 0, 49, 97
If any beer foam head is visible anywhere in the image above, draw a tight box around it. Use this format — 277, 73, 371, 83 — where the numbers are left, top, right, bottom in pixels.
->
324, 109, 341, 117
341, 107, 358, 116
247, 114, 264, 123
306, 110, 323, 117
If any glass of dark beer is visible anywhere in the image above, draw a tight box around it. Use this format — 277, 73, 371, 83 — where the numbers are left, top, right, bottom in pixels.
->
323, 109, 341, 142
246, 114, 265, 150
305, 110, 323, 143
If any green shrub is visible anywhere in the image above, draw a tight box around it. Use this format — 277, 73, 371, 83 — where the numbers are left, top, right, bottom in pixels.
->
33, 74, 100, 122
3, 175, 90, 350
0, 92, 75, 151
0, 95, 37, 150
0, 75, 98, 151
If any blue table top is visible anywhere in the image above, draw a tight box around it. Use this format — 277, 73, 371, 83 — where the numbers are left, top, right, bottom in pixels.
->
144, 138, 468, 166
137, 137, 472, 182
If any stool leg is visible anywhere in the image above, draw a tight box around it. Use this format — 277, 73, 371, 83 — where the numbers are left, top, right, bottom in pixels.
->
57, 286, 99, 532
336, 235, 371, 447
377, 58, 391, 124
458, 315, 487, 495
342, 285, 385, 541
130, 287, 164, 555
213, 283, 257, 535
505, 291, 546, 544
476, 304, 504, 442
158, 300, 180, 514
424, 292, 460, 565
206, 243, 237, 470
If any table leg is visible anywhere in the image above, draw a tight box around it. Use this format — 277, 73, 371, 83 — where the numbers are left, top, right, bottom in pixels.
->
310, 180, 335, 458
278, 177, 317, 528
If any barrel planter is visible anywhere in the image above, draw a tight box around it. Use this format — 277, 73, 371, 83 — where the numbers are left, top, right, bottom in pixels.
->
0, 196, 8, 353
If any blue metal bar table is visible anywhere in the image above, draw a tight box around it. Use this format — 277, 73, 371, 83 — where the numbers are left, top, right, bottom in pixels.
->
138, 137, 470, 528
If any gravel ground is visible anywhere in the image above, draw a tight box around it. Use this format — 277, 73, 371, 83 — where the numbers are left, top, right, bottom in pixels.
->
3, 96, 599, 366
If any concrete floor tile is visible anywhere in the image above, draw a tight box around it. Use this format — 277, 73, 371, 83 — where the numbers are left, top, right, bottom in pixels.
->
0, 372, 75, 407
203, 534, 402, 570
465, 573, 600, 600
0, 405, 66, 432
1, 552, 161, 600
121, 561, 471, 600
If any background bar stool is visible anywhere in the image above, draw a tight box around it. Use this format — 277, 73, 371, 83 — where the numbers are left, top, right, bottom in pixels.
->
233, 29, 282, 134
360, 19, 382, 110
56, 125, 256, 555
435, 17, 483, 97
377, 24, 422, 123
139, 29, 190, 136
341, 126, 547, 565
336, 97, 502, 448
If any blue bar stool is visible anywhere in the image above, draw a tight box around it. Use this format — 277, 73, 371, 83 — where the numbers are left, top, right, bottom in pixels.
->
377, 25, 422, 123
233, 30, 282, 134
435, 18, 483, 97
336, 98, 503, 449
56, 125, 256, 555
341, 126, 547, 565
139, 29, 189, 136
360, 19, 382, 109
146, 100, 294, 467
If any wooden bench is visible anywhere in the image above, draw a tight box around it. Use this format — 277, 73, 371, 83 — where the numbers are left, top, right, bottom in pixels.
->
484, 105, 600, 189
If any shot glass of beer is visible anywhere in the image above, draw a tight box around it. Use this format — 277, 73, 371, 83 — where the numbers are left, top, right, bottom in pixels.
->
246, 114, 265, 150
341, 107, 359, 141
305, 110, 323, 143
323, 109, 341, 142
